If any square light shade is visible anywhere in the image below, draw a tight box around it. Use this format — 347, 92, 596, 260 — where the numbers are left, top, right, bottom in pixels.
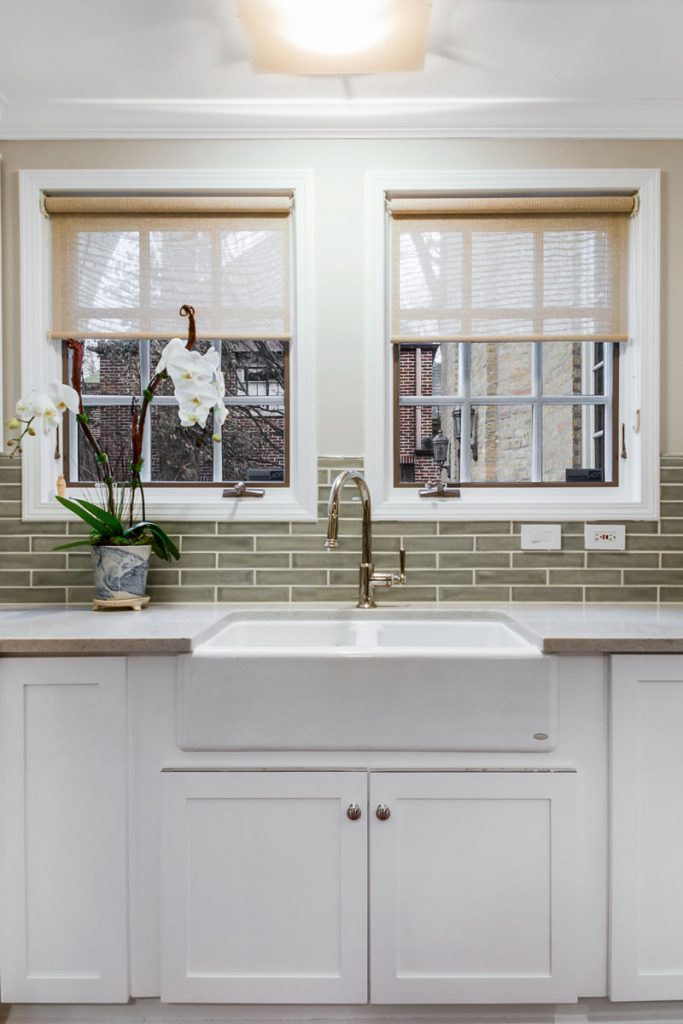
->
237, 0, 432, 75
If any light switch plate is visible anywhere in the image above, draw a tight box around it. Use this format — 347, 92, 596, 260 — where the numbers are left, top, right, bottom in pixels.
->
520, 524, 562, 550
584, 524, 626, 550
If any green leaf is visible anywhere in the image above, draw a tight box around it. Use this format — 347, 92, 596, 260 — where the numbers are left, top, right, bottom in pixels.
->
55, 495, 113, 533
71, 498, 124, 536
53, 538, 100, 552
126, 520, 180, 562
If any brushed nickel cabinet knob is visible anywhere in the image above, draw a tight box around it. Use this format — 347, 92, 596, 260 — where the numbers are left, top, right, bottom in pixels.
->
346, 803, 362, 820
376, 804, 391, 821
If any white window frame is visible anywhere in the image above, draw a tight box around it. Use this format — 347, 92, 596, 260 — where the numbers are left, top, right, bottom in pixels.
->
18, 168, 317, 522
365, 168, 661, 521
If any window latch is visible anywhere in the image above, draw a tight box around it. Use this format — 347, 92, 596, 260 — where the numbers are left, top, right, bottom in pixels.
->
223, 481, 266, 498
418, 481, 461, 498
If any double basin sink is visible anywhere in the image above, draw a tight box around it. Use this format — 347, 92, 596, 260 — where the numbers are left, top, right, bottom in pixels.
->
177, 610, 557, 753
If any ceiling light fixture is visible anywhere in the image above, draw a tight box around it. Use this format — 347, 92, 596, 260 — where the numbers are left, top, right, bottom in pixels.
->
237, 0, 432, 75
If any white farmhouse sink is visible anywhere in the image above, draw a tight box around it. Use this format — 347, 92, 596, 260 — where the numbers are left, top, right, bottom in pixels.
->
200, 616, 533, 653
177, 610, 557, 753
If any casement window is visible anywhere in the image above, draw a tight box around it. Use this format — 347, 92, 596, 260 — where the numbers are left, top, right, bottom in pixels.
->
18, 170, 315, 521
365, 171, 660, 521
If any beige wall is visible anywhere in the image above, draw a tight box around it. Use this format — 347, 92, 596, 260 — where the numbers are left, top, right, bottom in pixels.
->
1, 138, 681, 454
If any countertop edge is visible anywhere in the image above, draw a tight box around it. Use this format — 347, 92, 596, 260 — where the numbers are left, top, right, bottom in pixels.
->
542, 638, 683, 654
0, 638, 195, 656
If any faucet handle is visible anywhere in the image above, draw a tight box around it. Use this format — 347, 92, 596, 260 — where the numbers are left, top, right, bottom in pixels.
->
398, 546, 406, 584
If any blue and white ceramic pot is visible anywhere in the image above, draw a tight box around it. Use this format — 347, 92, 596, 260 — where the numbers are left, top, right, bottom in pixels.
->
92, 544, 151, 601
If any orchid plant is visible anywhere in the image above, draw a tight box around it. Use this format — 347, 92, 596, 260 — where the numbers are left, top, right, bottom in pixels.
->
6, 305, 225, 563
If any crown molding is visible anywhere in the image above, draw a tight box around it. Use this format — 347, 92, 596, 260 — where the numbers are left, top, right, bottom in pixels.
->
3, 126, 683, 141
1, 98, 683, 140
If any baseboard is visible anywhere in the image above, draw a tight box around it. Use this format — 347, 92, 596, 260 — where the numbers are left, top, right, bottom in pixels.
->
1, 999, 683, 1024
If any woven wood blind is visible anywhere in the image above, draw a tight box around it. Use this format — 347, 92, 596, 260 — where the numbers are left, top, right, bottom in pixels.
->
388, 194, 635, 344
48, 194, 293, 341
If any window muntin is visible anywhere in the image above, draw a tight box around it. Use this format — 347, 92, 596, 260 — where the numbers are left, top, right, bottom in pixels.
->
65, 338, 288, 487
394, 341, 617, 487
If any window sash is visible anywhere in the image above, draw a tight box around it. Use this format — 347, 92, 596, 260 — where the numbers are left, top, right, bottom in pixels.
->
65, 339, 289, 488
394, 341, 617, 486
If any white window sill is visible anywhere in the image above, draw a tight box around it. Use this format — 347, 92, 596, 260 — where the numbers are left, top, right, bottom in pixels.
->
372, 486, 659, 522
22, 485, 317, 524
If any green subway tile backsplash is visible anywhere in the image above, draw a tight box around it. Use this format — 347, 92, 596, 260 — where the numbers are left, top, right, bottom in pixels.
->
1, 453, 683, 604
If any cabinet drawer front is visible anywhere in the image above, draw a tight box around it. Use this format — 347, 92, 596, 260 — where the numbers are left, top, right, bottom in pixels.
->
369, 771, 578, 1004
161, 771, 367, 1004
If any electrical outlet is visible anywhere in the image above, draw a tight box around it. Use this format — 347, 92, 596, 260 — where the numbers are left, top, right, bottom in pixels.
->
520, 524, 562, 550
584, 524, 626, 551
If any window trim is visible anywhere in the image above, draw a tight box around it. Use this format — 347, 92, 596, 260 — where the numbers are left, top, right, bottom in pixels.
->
18, 168, 317, 522
364, 168, 661, 521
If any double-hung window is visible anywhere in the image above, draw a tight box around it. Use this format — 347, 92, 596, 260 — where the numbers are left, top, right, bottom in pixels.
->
48, 194, 291, 488
366, 171, 660, 520
19, 170, 316, 522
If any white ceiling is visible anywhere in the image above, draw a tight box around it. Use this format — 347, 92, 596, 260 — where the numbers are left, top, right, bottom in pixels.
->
1, 0, 683, 138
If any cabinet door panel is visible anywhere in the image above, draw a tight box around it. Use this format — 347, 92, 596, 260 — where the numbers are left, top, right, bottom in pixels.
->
611, 655, 683, 1000
370, 771, 577, 1004
0, 658, 129, 1003
161, 771, 367, 1003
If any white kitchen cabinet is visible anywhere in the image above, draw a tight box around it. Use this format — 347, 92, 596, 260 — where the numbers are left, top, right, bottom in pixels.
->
160, 768, 579, 1006
610, 655, 683, 1000
370, 771, 579, 1004
0, 657, 129, 1003
160, 770, 368, 1003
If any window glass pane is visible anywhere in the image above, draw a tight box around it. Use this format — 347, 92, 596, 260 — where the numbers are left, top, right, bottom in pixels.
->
542, 342, 607, 396
469, 405, 532, 483
542, 342, 584, 395
76, 405, 134, 483
80, 339, 140, 396
221, 341, 286, 398
398, 344, 456, 398
470, 342, 532, 396
543, 404, 606, 483
222, 405, 286, 483
397, 403, 445, 484
150, 405, 214, 482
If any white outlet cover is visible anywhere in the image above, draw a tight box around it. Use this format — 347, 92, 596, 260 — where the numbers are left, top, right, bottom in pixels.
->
584, 524, 626, 550
520, 524, 562, 550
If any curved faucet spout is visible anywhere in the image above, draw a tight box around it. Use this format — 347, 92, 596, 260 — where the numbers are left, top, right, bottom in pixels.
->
324, 469, 406, 609
325, 469, 372, 567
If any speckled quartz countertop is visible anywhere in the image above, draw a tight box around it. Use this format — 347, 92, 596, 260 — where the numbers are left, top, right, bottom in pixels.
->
0, 603, 682, 656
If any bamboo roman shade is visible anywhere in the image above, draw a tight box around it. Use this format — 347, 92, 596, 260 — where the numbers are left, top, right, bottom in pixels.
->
47, 194, 293, 340
389, 194, 636, 344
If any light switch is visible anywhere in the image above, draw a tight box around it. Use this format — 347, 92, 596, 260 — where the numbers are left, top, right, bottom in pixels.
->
520, 524, 562, 550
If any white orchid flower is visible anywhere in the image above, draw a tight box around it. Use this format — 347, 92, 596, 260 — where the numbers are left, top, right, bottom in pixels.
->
49, 381, 80, 414
28, 394, 60, 433
15, 395, 36, 417
155, 337, 187, 376
211, 399, 228, 442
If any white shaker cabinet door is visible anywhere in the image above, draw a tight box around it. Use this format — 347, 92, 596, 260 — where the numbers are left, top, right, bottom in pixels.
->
611, 655, 683, 1000
160, 771, 368, 1003
0, 657, 129, 1003
369, 771, 578, 1004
